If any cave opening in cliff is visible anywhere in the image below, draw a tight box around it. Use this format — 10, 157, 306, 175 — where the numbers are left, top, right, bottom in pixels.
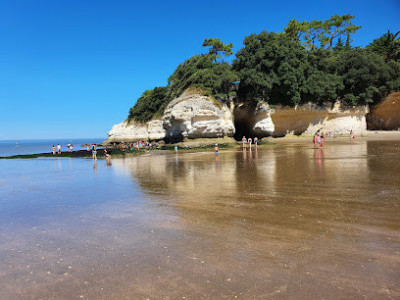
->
233, 118, 253, 140
233, 105, 255, 140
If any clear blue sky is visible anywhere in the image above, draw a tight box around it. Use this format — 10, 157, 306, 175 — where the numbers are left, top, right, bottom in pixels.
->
0, 0, 399, 140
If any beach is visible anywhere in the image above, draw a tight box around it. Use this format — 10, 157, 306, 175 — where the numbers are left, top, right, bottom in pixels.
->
0, 137, 399, 299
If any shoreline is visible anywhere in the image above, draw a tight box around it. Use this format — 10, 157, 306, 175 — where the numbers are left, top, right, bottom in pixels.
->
2, 131, 400, 159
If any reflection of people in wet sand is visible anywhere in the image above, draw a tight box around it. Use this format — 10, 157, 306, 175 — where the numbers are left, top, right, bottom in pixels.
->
314, 148, 324, 170
93, 159, 97, 172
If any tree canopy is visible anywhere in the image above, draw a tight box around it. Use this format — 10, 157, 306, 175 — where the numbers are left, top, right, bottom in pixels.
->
284, 14, 361, 50
202, 38, 234, 61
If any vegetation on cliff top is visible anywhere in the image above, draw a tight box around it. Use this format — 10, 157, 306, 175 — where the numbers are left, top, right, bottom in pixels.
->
127, 15, 400, 123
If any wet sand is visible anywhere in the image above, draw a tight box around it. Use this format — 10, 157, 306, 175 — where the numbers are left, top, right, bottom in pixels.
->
0, 138, 399, 299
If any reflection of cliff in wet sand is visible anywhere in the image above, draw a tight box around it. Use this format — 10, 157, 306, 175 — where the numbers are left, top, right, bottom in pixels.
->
109, 140, 399, 299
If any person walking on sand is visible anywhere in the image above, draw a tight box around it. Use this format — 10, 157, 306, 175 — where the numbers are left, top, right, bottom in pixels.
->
214, 144, 219, 156
254, 137, 258, 147
174, 146, 178, 153
248, 137, 252, 149
242, 136, 247, 149
57, 144, 61, 154
52, 145, 56, 155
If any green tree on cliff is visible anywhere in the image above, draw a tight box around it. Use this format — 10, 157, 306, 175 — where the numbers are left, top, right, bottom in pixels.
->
367, 30, 400, 62
334, 49, 400, 105
284, 14, 360, 50
168, 54, 237, 102
233, 31, 308, 106
128, 87, 169, 123
202, 38, 234, 61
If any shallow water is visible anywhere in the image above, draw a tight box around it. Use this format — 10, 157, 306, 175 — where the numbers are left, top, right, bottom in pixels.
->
0, 139, 399, 299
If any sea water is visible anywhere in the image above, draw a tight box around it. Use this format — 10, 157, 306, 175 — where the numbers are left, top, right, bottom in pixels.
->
0, 139, 105, 157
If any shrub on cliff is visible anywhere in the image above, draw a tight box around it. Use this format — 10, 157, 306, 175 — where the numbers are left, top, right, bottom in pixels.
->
167, 54, 238, 102
128, 87, 169, 123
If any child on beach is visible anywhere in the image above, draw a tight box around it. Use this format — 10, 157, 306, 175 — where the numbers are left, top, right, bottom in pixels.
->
214, 144, 219, 155
57, 144, 61, 154
242, 136, 247, 148
254, 137, 258, 147
248, 137, 252, 149
52, 145, 56, 155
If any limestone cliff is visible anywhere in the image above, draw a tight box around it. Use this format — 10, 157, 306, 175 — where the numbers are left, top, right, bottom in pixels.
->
163, 92, 235, 139
271, 101, 368, 136
106, 91, 235, 143
106, 90, 371, 143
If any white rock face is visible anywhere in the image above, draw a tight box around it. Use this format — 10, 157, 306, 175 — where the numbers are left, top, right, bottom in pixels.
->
107, 92, 235, 142
303, 115, 367, 135
302, 102, 368, 135
252, 104, 275, 136
163, 93, 235, 139
107, 119, 165, 142
269, 101, 369, 136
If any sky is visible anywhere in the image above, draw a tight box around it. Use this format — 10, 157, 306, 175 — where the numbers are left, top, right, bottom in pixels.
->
0, 0, 399, 140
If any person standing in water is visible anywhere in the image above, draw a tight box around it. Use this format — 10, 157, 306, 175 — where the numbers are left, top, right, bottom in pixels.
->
92, 144, 97, 160
321, 133, 325, 148
242, 136, 247, 149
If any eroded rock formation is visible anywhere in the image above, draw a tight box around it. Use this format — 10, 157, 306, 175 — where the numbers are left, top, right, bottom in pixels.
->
271, 101, 368, 136
163, 92, 235, 139
106, 91, 234, 143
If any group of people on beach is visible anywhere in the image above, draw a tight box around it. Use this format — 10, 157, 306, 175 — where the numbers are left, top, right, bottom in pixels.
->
51, 144, 62, 155
242, 136, 259, 149
89, 144, 111, 162
313, 132, 325, 148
